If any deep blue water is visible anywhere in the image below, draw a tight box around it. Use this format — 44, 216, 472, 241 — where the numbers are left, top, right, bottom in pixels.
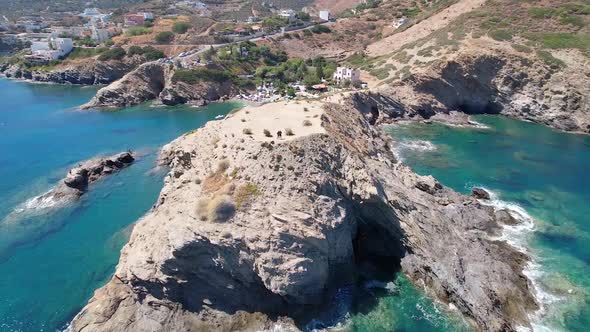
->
0, 78, 241, 331
385, 117, 590, 331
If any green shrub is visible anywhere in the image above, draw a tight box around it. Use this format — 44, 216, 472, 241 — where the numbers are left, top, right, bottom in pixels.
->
173, 68, 233, 84
98, 47, 126, 61
511, 44, 532, 53
526, 32, 590, 50
155, 31, 174, 44
489, 29, 513, 41
529, 7, 556, 19
67, 47, 107, 59
234, 183, 260, 209
126, 27, 151, 36
128, 46, 165, 60
172, 21, 192, 34
537, 50, 565, 67
311, 25, 331, 34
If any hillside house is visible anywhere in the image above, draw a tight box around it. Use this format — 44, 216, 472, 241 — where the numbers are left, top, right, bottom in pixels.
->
319, 10, 331, 21
30, 37, 73, 60
333, 67, 361, 84
124, 14, 145, 27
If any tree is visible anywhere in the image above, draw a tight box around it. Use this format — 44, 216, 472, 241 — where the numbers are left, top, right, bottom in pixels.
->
315, 66, 324, 80
172, 22, 192, 34
286, 86, 296, 97
98, 47, 126, 61
155, 31, 174, 44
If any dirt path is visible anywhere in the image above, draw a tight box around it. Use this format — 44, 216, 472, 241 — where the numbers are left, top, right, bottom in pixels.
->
366, 0, 486, 56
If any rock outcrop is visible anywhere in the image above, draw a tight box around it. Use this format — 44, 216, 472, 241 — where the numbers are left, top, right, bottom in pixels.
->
33, 152, 135, 204
81, 62, 239, 109
370, 52, 590, 134
71, 100, 537, 332
0, 58, 141, 85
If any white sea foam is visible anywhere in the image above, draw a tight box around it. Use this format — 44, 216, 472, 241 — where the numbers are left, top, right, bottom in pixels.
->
392, 139, 437, 162
473, 187, 561, 331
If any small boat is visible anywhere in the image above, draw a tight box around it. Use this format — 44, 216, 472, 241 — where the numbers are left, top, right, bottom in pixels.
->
215, 115, 225, 119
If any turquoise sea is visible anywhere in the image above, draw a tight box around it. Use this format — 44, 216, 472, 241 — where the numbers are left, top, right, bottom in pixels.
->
0, 78, 241, 331
384, 117, 590, 331
1, 77, 588, 332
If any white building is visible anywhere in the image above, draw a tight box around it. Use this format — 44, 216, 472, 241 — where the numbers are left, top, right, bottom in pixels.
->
139, 12, 154, 20
81, 8, 102, 17
30, 37, 73, 60
319, 10, 331, 21
333, 67, 361, 84
279, 9, 296, 22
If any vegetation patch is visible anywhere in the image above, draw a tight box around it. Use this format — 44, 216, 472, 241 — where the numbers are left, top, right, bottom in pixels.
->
234, 183, 260, 209
525, 32, 590, 50
98, 47, 126, 61
155, 31, 175, 44
173, 68, 233, 84
536, 50, 566, 68
172, 21, 192, 34
126, 27, 152, 36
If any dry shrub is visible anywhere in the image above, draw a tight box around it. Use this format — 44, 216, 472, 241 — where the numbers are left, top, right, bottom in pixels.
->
302, 120, 312, 127
285, 128, 294, 136
243, 128, 253, 135
207, 195, 236, 222
234, 183, 260, 209
263, 129, 272, 137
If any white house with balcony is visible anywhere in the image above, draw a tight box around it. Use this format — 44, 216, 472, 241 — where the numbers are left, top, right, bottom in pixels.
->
319, 10, 331, 21
30, 37, 73, 60
333, 67, 361, 84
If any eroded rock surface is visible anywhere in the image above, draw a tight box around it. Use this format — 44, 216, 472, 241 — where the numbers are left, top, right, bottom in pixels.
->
365, 52, 589, 134
71, 100, 537, 332
81, 62, 239, 109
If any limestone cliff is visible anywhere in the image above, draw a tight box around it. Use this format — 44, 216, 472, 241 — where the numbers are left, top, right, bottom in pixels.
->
371, 51, 590, 134
71, 99, 537, 332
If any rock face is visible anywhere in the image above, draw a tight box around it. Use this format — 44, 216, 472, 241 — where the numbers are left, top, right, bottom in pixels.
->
35, 152, 135, 203
370, 52, 590, 134
472, 187, 491, 200
71, 100, 537, 332
82, 62, 239, 109
0, 59, 140, 85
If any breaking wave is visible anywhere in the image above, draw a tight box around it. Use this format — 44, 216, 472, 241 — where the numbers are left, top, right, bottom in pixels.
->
473, 187, 561, 331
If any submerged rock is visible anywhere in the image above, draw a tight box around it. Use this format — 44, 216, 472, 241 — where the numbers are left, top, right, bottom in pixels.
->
37, 152, 135, 204
472, 187, 491, 200
71, 100, 537, 332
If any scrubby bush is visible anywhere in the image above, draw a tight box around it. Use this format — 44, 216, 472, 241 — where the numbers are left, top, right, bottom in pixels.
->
285, 128, 294, 136
128, 46, 165, 60
172, 21, 192, 34
311, 25, 331, 34
243, 128, 253, 135
302, 120, 312, 127
155, 31, 174, 44
234, 183, 260, 208
126, 27, 151, 36
263, 129, 272, 137
98, 47, 126, 61
172, 68, 232, 83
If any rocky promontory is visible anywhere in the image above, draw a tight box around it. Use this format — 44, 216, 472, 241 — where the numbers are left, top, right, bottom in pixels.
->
0, 58, 141, 85
81, 62, 240, 109
32, 151, 135, 205
71, 99, 537, 332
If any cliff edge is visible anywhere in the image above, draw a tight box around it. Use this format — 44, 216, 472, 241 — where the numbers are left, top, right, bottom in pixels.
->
71, 98, 537, 331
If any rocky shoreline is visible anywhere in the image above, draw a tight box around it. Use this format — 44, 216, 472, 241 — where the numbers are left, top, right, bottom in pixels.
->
0, 58, 141, 85
70, 99, 537, 332
369, 52, 590, 134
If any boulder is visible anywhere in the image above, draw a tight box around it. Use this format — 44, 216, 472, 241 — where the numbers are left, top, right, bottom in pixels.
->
472, 187, 491, 200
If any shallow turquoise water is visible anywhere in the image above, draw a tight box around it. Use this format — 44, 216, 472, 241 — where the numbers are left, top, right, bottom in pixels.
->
0, 78, 241, 331
385, 116, 590, 331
